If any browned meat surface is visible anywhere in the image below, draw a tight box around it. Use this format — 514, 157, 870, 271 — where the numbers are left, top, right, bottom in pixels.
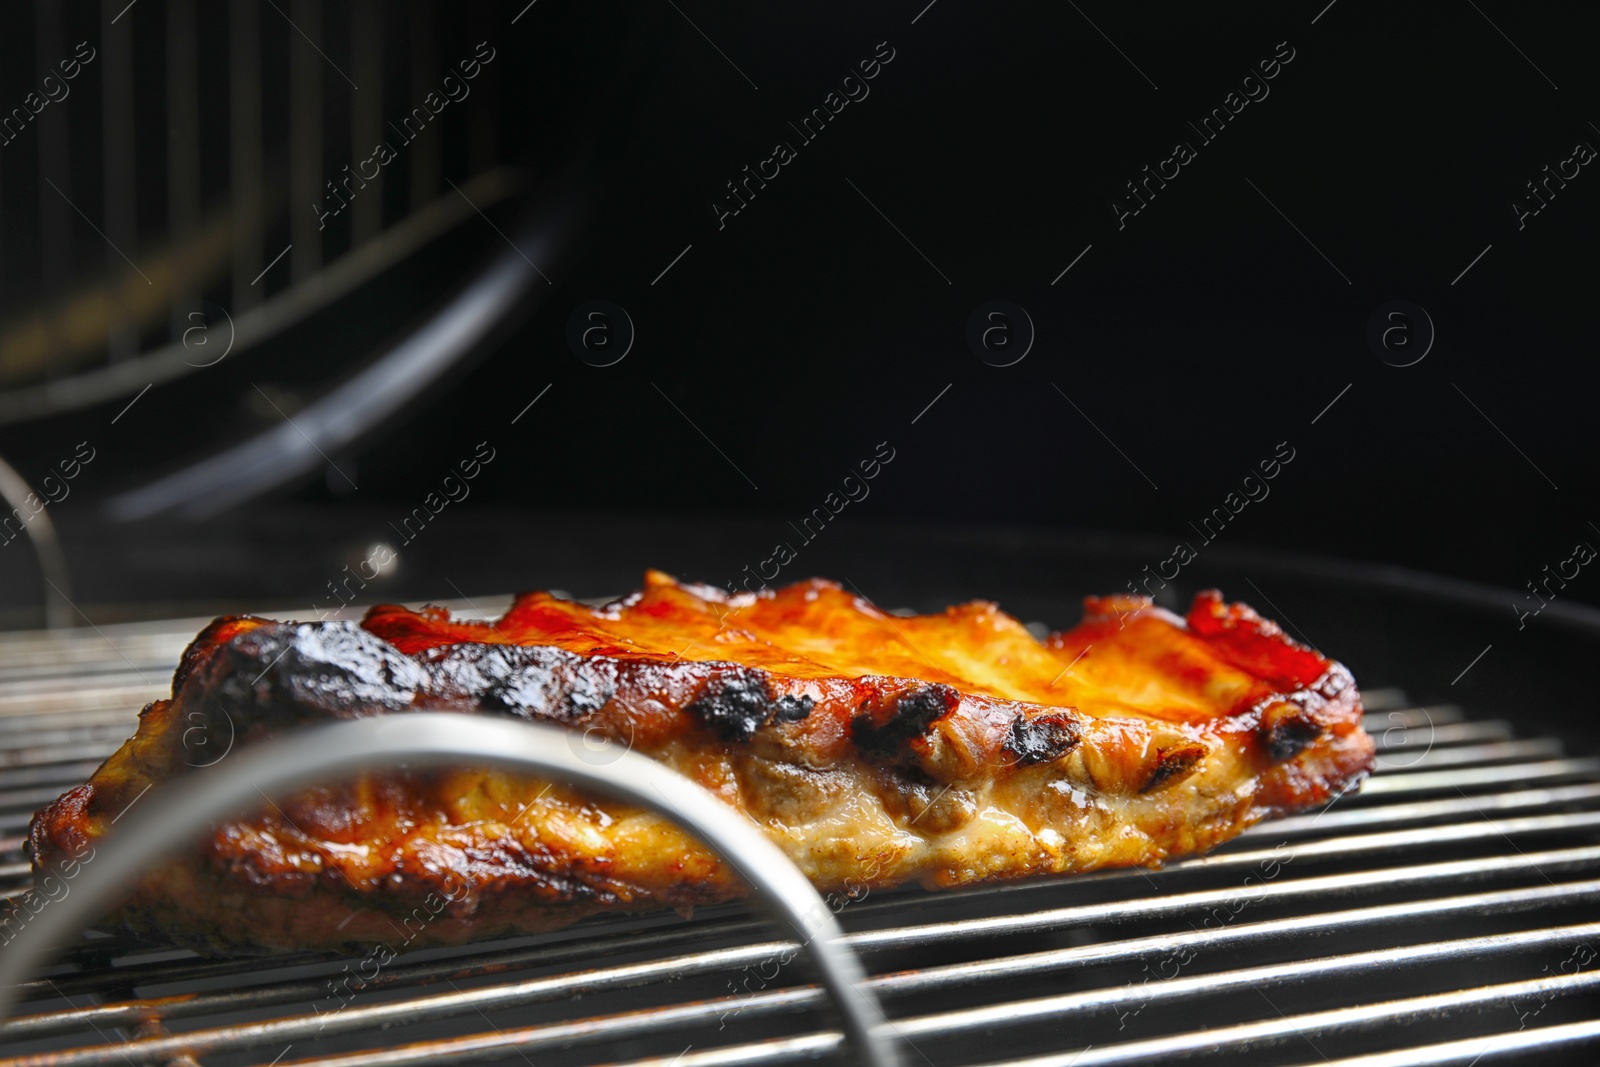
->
27, 572, 1374, 952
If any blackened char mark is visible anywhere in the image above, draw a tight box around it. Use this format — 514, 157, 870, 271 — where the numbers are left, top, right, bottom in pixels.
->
1264, 717, 1323, 761
852, 684, 958, 760
213, 626, 627, 726
1004, 713, 1082, 766
773, 694, 815, 723
1259, 702, 1325, 761
211, 622, 431, 722
430, 643, 617, 722
1140, 743, 1207, 795
686, 668, 799, 742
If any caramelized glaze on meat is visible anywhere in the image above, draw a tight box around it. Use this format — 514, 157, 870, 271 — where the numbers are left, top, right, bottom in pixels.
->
27, 573, 1374, 952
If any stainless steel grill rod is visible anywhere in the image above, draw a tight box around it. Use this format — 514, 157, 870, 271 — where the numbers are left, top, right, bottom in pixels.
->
1251, 781, 1600, 836
554, 967, 1600, 1067
256, 923, 1600, 1067
1358, 758, 1600, 794
0, 714, 898, 1067
15, 816, 1594, 1007
0, 930, 787, 1041
8, 872, 1600, 1055
844, 836, 1600, 952
978, 968, 1600, 1067
1282, 1018, 1600, 1066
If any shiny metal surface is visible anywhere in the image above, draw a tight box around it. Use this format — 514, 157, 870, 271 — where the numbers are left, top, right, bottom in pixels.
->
0, 716, 896, 1067
0, 3, 518, 424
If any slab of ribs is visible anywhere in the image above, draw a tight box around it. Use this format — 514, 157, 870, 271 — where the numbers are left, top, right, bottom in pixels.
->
27, 572, 1374, 951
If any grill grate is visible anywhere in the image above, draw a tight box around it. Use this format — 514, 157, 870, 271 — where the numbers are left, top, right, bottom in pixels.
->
0, 0, 510, 419
1, 609, 1599, 1066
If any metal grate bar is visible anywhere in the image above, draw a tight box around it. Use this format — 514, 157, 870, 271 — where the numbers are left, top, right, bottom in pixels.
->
100, 0, 140, 363
0, 745, 122, 770
269, 934, 1600, 1067
973, 969, 1600, 1067
0, 760, 104, 791
229, 0, 264, 312
9, 858, 1598, 1063
7, 904, 765, 1002
0, 664, 170, 690
282, 991, 831, 1067
2, 920, 777, 1039
289, 0, 323, 281
567, 969, 1600, 1067
12, 863, 1599, 1048
0, 710, 154, 735
0, 675, 165, 701
844, 842, 1600, 951
1370, 719, 1512, 748
1362, 705, 1464, 730
876, 890, 1600, 998
589, 1039, 836, 1067
1253, 781, 1600, 836
1357, 758, 1600, 795
1282, 1019, 1600, 1066
0, 686, 164, 720
1157, 809, 1600, 873
166, 0, 202, 332
0, 728, 136, 755
1366, 738, 1565, 769
3, 945, 808, 1066
1355, 688, 1409, 711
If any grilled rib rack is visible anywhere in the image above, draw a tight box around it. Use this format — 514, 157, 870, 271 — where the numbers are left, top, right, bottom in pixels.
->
2, 607, 1599, 1066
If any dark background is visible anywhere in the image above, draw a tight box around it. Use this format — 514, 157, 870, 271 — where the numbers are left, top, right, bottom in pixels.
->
0, 0, 1595, 633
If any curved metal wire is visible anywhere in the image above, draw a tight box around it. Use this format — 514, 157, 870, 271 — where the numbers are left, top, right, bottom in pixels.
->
103, 198, 564, 520
0, 453, 74, 629
0, 168, 527, 427
0, 713, 898, 1067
